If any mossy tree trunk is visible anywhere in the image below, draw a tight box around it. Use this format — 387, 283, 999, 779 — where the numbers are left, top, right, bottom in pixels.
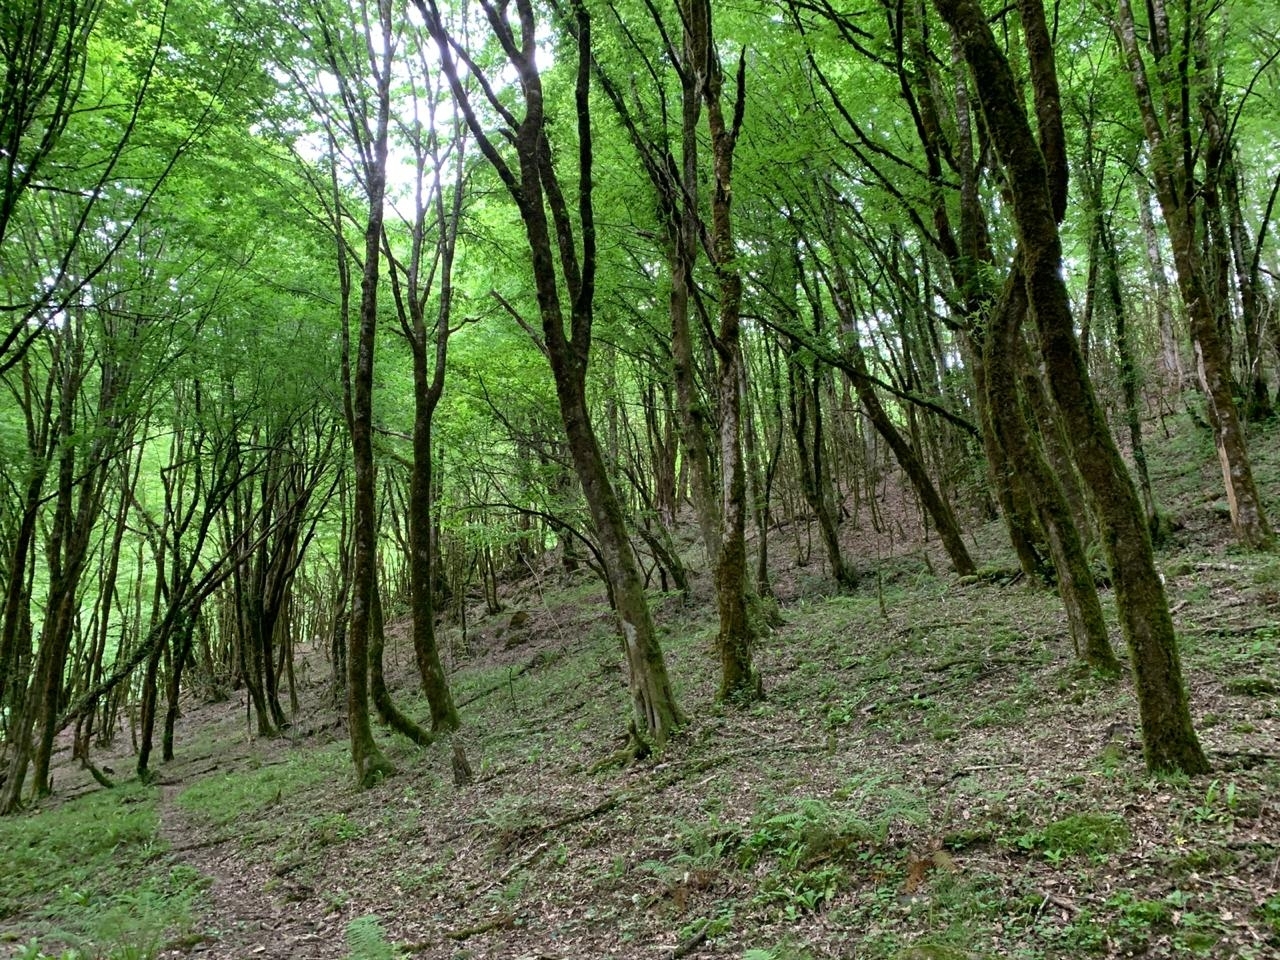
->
936, 0, 1207, 773
326, 0, 398, 788
988, 270, 1119, 673
369, 583, 433, 746
421, 0, 685, 747
385, 103, 464, 736
690, 0, 760, 702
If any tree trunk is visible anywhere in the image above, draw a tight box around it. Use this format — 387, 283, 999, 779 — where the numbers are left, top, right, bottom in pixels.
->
786, 339, 854, 590
1098, 216, 1161, 534
342, 0, 396, 788
965, 333, 1048, 581
938, 0, 1207, 772
695, 0, 760, 702
370, 582, 433, 745
409, 415, 459, 732
1113, 0, 1272, 549
422, 0, 684, 747
989, 270, 1119, 673
1136, 178, 1184, 392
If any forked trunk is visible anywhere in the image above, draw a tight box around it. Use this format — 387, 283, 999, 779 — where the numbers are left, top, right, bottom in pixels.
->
937, 0, 1207, 772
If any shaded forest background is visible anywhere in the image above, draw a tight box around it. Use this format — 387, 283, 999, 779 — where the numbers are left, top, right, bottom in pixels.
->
2, 0, 1280, 954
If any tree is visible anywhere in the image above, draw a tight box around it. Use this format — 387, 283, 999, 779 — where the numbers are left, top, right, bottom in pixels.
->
418, 0, 684, 750
683, 0, 759, 700
383, 39, 467, 733
1113, 0, 1272, 549
0, 0, 215, 374
935, 0, 1208, 773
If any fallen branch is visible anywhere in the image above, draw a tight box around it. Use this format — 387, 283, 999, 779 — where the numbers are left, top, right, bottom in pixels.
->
444, 913, 515, 941
529, 742, 824, 840
490, 841, 550, 888
168, 834, 236, 854
670, 921, 710, 958
1033, 890, 1079, 917
82, 759, 115, 789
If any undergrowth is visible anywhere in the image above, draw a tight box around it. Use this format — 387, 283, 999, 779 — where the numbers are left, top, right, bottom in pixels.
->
177, 742, 348, 832
0, 782, 204, 959
4, 413, 1277, 959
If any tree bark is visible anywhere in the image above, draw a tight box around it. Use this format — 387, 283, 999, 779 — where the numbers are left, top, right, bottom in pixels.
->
937, 0, 1208, 773
1113, 0, 1272, 549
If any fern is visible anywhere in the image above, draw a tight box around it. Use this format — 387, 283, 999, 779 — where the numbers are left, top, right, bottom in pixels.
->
344, 915, 400, 960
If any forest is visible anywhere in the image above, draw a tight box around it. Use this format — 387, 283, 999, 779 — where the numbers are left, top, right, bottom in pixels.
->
1, 0, 1279, 956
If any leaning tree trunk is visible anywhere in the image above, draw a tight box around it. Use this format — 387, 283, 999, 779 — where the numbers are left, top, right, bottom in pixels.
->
826, 273, 977, 578
370, 582, 433, 746
422, 0, 685, 748
988, 270, 1119, 673
937, 0, 1207, 773
555, 374, 686, 744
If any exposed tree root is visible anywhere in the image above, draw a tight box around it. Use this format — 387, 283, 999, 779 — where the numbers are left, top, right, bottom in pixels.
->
670, 920, 710, 959
442, 913, 514, 941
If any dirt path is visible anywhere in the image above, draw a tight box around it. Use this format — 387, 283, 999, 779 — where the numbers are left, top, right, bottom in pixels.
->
154, 773, 349, 960
135, 680, 357, 960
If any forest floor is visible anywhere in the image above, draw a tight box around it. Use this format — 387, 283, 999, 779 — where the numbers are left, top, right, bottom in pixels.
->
3, 413, 1280, 960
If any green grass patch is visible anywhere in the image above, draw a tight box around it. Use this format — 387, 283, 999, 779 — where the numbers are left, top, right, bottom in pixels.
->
0, 783, 205, 959
1013, 812, 1130, 861
177, 743, 347, 830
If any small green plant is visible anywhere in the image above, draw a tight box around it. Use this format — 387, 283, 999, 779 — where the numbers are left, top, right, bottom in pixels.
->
1258, 893, 1280, 935
1158, 845, 1237, 877
0, 783, 204, 956
741, 799, 880, 870
1108, 889, 1173, 944
1250, 559, 1280, 585
678, 907, 734, 942
1105, 890, 1222, 955
12, 943, 83, 960
1044, 908, 1109, 954
742, 937, 817, 960
824, 699, 859, 728
1014, 812, 1130, 860
1225, 675, 1278, 696
754, 864, 845, 918
925, 708, 959, 741
308, 812, 365, 846
970, 696, 1028, 729
344, 915, 401, 960
672, 816, 743, 868
1189, 779, 1238, 824
486, 871, 530, 907
893, 946, 987, 960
